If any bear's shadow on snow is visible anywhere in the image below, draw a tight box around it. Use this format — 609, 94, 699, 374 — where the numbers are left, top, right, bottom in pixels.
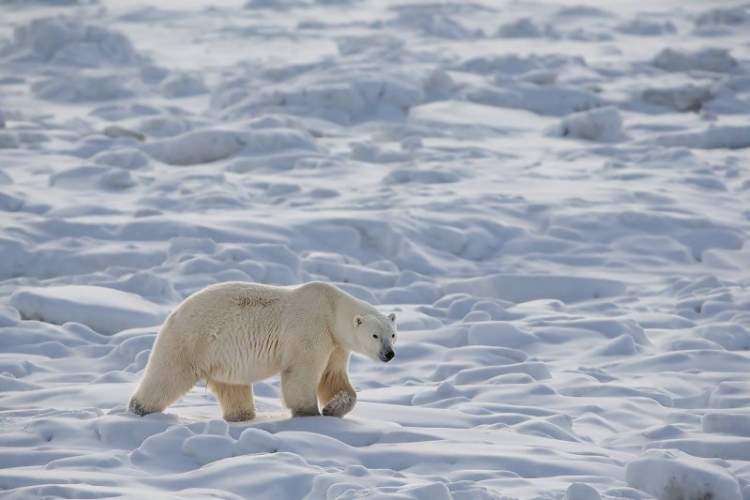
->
145, 405, 401, 446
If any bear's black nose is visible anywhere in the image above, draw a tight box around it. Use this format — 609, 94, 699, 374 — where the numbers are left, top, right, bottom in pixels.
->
384, 350, 395, 361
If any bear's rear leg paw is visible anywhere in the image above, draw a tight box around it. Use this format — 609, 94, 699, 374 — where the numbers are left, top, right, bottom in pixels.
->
224, 409, 256, 422
322, 391, 356, 418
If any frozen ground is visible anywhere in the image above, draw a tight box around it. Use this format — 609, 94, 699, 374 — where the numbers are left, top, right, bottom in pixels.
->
1, 0, 749, 498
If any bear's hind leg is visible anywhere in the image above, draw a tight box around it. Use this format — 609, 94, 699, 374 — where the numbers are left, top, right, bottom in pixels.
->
207, 380, 256, 422
129, 363, 199, 416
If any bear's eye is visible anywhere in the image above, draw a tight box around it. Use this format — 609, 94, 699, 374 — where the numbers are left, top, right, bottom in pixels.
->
372, 334, 378, 339
391, 334, 395, 339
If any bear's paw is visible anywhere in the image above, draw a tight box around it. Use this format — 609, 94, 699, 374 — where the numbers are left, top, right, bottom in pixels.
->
322, 391, 357, 418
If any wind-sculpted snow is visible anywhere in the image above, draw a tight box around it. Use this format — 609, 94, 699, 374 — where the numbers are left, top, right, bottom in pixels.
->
1, 0, 749, 499
6, 16, 142, 67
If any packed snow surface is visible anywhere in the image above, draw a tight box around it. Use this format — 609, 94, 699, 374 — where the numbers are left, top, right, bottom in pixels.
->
1, 0, 750, 499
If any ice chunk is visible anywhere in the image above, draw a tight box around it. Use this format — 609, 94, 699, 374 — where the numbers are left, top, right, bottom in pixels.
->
11, 16, 142, 67
551, 106, 622, 141
653, 48, 737, 73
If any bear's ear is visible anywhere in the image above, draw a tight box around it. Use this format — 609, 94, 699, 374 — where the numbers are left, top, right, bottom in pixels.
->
388, 312, 396, 323
354, 315, 363, 327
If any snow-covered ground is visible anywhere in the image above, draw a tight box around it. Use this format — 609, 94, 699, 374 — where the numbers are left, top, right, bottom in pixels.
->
1, 0, 749, 498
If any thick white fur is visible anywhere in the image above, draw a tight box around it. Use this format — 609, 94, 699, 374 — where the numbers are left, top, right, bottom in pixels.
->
129, 281, 397, 421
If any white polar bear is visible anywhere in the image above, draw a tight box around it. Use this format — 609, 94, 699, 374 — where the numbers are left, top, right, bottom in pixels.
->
129, 281, 397, 421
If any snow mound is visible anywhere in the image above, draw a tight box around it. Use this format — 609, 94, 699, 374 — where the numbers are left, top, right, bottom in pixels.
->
31, 72, 138, 102
653, 47, 737, 73
695, 7, 749, 27
382, 168, 460, 184
564, 482, 601, 500
642, 84, 712, 112
654, 124, 750, 150
497, 18, 556, 38
49, 164, 138, 191
550, 106, 622, 141
444, 274, 626, 304
0, 131, 19, 149
467, 322, 539, 349
134, 116, 190, 138
141, 128, 318, 166
625, 449, 741, 500
244, 0, 307, 10
465, 83, 605, 117
457, 53, 582, 78
392, 7, 480, 40
214, 68, 432, 125
234, 428, 279, 455
91, 147, 150, 170
159, 71, 208, 98
695, 323, 750, 350
10, 286, 166, 335
182, 434, 234, 465
9, 16, 142, 67
336, 34, 405, 56
616, 18, 676, 36
703, 413, 750, 437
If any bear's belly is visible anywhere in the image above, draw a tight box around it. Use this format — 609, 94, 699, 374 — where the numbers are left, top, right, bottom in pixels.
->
204, 345, 281, 385
209, 363, 280, 385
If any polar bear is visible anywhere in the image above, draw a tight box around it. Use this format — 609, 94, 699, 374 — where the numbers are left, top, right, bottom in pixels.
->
128, 281, 397, 421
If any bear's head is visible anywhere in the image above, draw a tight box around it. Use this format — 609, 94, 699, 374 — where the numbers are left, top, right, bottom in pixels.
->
351, 312, 397, 363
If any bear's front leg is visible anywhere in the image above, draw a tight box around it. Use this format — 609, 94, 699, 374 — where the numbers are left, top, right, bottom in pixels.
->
318, 348, 357, 418
281, 364, 323, 417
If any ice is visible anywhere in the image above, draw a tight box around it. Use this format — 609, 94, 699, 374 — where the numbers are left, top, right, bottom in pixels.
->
392, 6, 480, 40
140, 127, 318, 166
465, 83, 605, 117
159, 71, 208, 98
616, 18, 676, 36
695, 6, 749, 27
32, 73, 139, 102
653, 47, 738, 73
653, 124, 750, 150
642, 84, 713, 112
91, 147, 150, 169
8, 16, 142, 67
1, 0, 750, 498
443, 274, 626, 304
142, 130, 250, 165
703, 413, 750, 437
497, 18, 556, 39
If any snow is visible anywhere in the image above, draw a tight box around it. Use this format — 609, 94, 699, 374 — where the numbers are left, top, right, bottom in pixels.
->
1, 0, 750, 498
10, 285, 167, 335
652, 47, 738, 73
625, 449, 742, 500
549, 106, 623, 142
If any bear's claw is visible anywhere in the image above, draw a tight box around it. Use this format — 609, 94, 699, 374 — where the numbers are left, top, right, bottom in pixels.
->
322, 391, 356, 417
